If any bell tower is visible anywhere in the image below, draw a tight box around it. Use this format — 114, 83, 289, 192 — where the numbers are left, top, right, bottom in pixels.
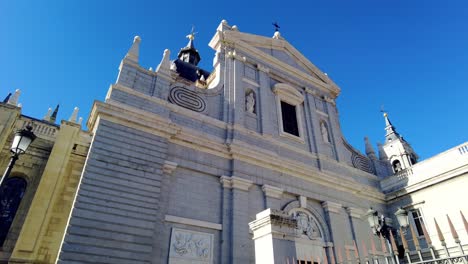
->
380, 112, 418, 173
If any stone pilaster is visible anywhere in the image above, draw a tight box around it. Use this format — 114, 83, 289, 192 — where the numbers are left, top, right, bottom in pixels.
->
230, 176, 253, 263
12, 120, 82, 262
346, 207, 367, 263
257, 64, 273, 135
261, 184, 283, 209
322, 201, 354, 260
219, 176, 233, 264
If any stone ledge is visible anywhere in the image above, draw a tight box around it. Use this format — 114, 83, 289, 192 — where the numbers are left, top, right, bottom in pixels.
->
165, 215, 222, 230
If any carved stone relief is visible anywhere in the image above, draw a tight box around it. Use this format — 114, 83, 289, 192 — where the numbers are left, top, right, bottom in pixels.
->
292, 211, 322, 240
169, 228, 213, 264
169, 87, 207, 113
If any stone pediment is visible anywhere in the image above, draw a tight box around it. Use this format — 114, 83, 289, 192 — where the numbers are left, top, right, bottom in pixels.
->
210, 26, 340, 96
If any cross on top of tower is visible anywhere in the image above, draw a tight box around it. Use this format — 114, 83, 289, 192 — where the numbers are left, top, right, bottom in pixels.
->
272, 22, 280, 32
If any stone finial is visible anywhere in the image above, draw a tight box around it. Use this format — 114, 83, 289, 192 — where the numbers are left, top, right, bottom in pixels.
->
17, 103, 22, 108
7, 89, 20, 106
156, 49, 171, 74
365, 136, 377, 159
124, 36, 141, 63
377, 142, 387, 160
217, 19, 231, 32
78, 117, 83, 125
44, 107, 53, 121
69, 107, 79, 123
273, 31, 284, 40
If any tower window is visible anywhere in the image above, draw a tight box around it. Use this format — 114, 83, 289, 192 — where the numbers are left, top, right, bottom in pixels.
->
392, 160, 402, 172
281, 101, 299, 137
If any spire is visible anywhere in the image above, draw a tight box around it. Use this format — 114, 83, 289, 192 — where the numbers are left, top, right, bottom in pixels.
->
383, 112, 400, 143
124, 36, 141, 64
364, 136, 377, 159
177, 29, 201, 66
50, 104, 59, 123
7, 89, 20, 106
3, 93, 11, 103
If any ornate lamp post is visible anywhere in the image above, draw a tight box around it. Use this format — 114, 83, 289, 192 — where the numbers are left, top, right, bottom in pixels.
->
366, 207, 410, 239
0, 126, 36, 187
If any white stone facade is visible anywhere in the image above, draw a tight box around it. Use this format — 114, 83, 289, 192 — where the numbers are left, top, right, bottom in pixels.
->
54, 20, 467, 264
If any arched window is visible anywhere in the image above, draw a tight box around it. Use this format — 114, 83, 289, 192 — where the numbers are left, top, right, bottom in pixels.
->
0, 177, 27, 246
392, 160, 402, 173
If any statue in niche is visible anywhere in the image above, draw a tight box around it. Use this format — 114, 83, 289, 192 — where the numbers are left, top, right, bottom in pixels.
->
321, 121, 330, 143
245, 91, 256, 114
293, 211, 321, 240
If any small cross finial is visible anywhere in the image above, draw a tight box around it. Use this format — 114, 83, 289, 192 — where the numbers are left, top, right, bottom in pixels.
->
186, 25, 197, 41
272, 22, 280, 32
380, 105, 388, 117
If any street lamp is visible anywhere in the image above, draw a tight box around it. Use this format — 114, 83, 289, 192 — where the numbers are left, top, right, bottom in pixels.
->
366, 207, 410, 239
0, 125, 36, 187
365, 208, 392, 238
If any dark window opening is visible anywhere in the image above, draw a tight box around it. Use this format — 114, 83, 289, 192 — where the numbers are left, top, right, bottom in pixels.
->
281, 101, 299, 137
392, 160, 402, 172
0, 177, 27, 246
411, 209, 425, 237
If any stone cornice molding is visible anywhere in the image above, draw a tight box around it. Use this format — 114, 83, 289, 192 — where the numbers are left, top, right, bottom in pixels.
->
346, 207, 365, 219
231, 176, 253, 191
163, 161, 178, 175
257, 64, 270, 73
165, 215, 222, 230
262, 184, 283, 199
220, 175, 232, 189
322, 201, 342, 213
272, 83, 304, 105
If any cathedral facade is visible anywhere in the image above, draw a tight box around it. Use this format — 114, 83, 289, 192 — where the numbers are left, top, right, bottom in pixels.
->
0, 20, 466, 264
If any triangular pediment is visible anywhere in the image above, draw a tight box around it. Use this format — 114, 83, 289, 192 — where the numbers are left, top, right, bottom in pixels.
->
215, 29, 340, 95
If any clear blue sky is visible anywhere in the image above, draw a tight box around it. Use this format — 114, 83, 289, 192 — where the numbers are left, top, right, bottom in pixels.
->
1, 0, 467, 160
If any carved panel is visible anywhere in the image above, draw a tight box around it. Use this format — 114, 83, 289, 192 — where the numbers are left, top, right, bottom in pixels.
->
169, 228, 214, 264
169, 87, 207, 112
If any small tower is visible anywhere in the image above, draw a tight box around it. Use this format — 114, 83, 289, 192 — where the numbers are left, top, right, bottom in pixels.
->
380, 112, 418, 173
177, 31, 201, 66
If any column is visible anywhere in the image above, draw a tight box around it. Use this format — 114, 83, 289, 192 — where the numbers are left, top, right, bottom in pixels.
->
262, 184, 283, 210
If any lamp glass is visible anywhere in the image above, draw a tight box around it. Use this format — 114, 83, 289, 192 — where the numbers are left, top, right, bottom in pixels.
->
366, 208, 379, 227
10, 127, 36, 155
395, 207, 409, 228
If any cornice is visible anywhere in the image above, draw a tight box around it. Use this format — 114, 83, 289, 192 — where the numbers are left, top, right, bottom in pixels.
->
322, 201, 342, 213
231, 176, 253, 191
262, 184, 284, 199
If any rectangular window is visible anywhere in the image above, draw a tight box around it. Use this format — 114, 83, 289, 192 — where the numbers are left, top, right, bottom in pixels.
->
281, 101, 299, 137
411, 209, 425, 236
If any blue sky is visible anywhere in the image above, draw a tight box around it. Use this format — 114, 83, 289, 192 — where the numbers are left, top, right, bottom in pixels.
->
1, 0, 467, 160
